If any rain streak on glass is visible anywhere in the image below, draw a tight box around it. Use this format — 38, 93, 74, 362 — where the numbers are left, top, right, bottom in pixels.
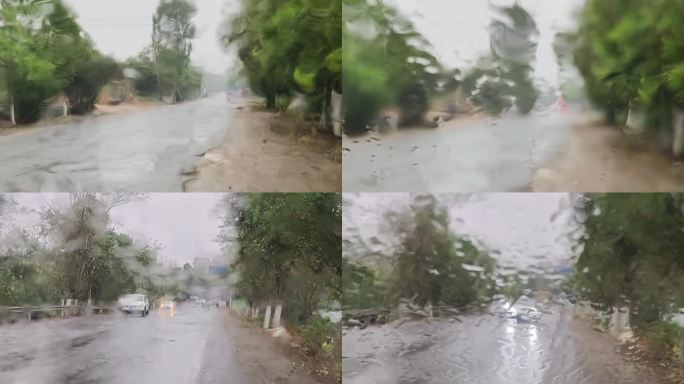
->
342, 193, 684, 384
342, 0, 684, 193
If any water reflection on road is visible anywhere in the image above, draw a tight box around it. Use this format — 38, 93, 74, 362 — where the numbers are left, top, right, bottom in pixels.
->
343, 306, 660, 384
0, 95, 231, 192
342, 112, 578, 192
0, 306, 244, 384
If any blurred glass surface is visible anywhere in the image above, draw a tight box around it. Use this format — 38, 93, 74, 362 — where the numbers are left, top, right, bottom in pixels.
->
342, 0, 684, 192
342, 193, 684, 384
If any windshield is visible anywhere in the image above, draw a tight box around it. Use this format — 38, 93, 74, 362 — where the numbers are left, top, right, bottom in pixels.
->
123, 294, 145, 302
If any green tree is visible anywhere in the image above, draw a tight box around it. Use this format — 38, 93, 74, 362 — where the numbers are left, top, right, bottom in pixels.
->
224, 0, 341, 125
572, 0, 684, 132
577, 194, 684, 329
388, 194, 496, 307
225, 193, 341, 324
342, 0, 441, 133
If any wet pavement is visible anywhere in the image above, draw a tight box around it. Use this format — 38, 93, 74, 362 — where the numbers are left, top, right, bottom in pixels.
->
0, 95, 231, 192
342, 306, 662, 384
0, 306, 244, 384
342, 111, 580, 192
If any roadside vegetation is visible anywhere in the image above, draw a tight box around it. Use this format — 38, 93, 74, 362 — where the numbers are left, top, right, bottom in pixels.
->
565, 0, 684, 157
573, 194, 684, 367
221, 193, 341, 382
0, 194, 188, 313
342, 0, 541, 135
0, 0, 204, 127
222, 0, 342, 139
343, 194, 525, 324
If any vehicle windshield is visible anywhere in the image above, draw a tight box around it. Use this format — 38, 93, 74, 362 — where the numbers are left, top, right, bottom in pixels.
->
123, 294, 145, 302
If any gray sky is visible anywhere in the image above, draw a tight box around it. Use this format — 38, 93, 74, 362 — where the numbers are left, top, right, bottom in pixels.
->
5, 193, 227, 266
386, 0, 586, 87
343, 193, 582, 271
63, 0, 237, 74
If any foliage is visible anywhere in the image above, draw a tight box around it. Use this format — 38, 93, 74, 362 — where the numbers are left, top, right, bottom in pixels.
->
225, 193, 341, 325
342, 0, 441, 133
0, 0, 119, 123
642, 320, 683, 358
387, 194, 496, 307
342, 258, 386, 309
572, 0, 684, 130
0, 193, 174, 306
576, 194, 684, 336
463, 5, 539, 115
223, 0, 341, 124
126, 0, 202, 102
299, 314, 339, 356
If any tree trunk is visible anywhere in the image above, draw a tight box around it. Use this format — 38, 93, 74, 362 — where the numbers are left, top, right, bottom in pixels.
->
673, 106, 684, 158
331, 89, 342, 137
10, 93, 16, 126
266, 92, 276, 110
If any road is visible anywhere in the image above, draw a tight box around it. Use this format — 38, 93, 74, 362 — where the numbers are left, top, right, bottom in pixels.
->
342, 306, 664, 384
0, 95, 230, 192
0, 306, 245, 384
342, 112, 576, 192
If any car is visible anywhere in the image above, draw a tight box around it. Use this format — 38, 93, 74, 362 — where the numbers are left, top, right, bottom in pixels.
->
118, 294, 150, 317
507, 306, 541, 323
160, 299, 175, 310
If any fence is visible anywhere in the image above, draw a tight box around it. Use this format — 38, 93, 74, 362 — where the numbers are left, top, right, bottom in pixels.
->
0, 300, 112, 323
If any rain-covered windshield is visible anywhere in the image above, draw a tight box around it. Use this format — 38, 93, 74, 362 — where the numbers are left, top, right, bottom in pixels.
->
342, 0, 684, 192
342, 193, 684, 384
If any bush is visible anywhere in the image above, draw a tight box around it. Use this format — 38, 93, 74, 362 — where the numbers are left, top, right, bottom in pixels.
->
299, 315, 338, 356
642, 321, 683, 359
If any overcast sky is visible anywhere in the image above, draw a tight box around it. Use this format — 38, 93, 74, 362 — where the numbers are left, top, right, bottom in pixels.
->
6, 193, 227, 266
63, 0, 237, 74
343, 193, 583, 271
386, 0, 586, 87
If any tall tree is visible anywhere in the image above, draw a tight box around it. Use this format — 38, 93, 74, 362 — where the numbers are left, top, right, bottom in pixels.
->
223, 0, 341, 129
224, 193, 341, 323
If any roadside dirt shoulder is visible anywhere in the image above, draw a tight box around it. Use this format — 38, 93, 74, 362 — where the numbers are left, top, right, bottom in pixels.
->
184, 107, 341, 192
532, 123, 684, 191
222, 310, 331, 384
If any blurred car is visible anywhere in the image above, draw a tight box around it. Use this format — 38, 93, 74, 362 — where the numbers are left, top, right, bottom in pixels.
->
160, 299, 176, 311
118, 294, 150, 317
507, 306, 541, 323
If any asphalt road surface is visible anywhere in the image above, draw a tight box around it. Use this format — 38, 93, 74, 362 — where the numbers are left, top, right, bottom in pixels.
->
342, 306, 663, 384
342, 111, 581, 192
0, 306, 245, 384
0, 95, 230, 192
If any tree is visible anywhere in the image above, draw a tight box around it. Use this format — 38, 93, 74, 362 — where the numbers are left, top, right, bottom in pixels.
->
387, 194, 496, 307
576, 194, 684, 329
572, 0, 684, 133
223, 0, 341, 130
342, 0, 441, 133
0, 0, 121, 123
224, 193, 341, 324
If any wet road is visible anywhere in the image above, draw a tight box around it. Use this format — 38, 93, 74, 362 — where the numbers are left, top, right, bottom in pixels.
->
342, 112, 581, 192
0, 95, 230, 192
342, 306, 662, 384
0, 306, 244, 384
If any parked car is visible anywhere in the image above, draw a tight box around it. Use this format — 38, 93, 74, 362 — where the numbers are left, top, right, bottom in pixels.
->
118, 294, 150, 317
